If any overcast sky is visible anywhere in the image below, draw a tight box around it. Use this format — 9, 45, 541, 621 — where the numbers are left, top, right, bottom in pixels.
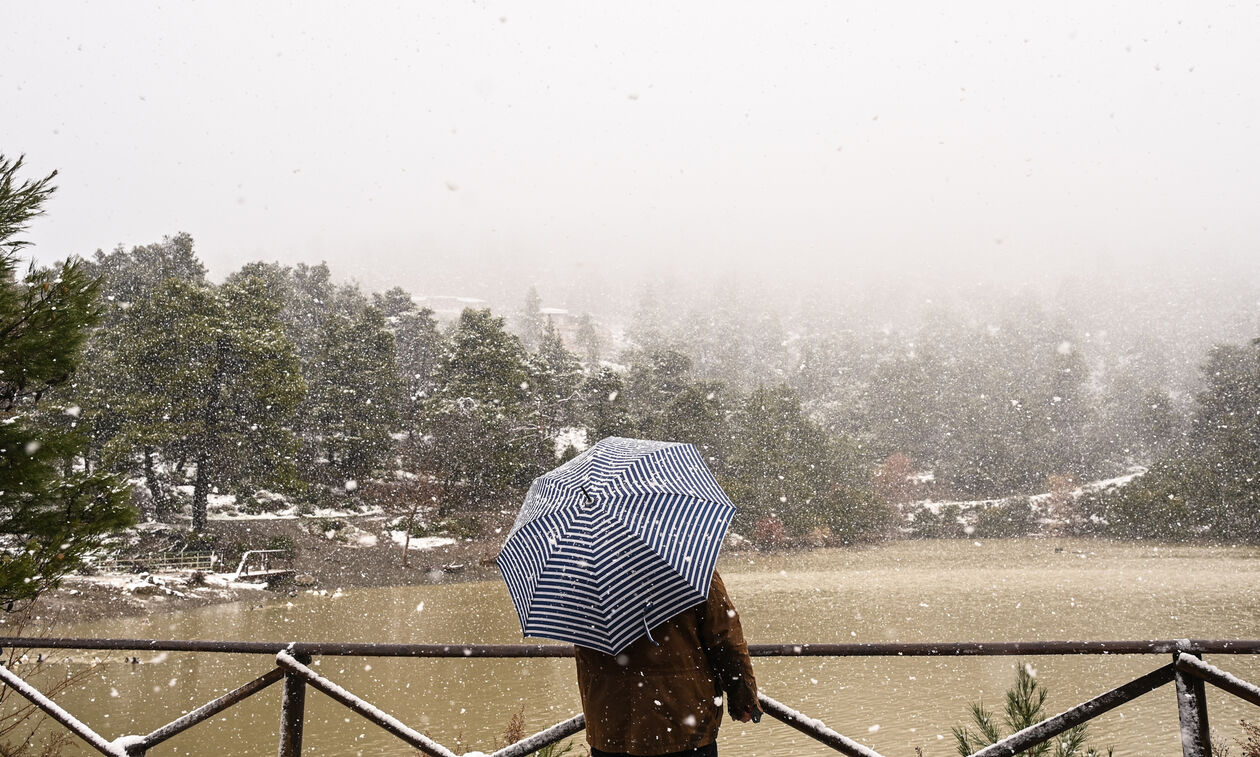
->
5, 1, 1258, 303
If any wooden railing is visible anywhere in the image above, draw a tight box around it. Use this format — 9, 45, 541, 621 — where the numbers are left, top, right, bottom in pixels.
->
0, 637, 1257, 757
96, 552, 218, 573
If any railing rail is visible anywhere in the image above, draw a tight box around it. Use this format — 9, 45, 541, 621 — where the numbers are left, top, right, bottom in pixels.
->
96, 552, 217, 573
1, 637, 1257, 757
232, 549, 292, 580
7, 636, 1260, 657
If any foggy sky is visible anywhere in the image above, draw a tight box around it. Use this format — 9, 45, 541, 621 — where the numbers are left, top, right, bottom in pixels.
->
5, 1, 1259, 305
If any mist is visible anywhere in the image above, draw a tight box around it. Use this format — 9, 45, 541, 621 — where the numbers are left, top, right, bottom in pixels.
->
7, 1, 1258, 309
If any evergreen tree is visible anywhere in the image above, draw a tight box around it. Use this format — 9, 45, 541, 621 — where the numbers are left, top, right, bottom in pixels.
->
284, 262, 337, 363
1083, 338, 1260, 540
525, 319, 584, 462
0, 154, 134, 604
420, 308, 535, 510
1042, 343, 1094, 479
579, 367, 632, 440
87, 232, 207, 309
373, 286, 416, 319
723, 385, 887, 543
953, 664, 1110, 757
434, 308, 529, 407
627, 282, 668, 349
78, 237, 217, 513
515, 285, 545, 351
623, 346, 694, 421
102, 277, 304, 530
250, 267, 402, 485
300, 292, 401, 481
575, 312, 601, 365
392, 304, 444, 418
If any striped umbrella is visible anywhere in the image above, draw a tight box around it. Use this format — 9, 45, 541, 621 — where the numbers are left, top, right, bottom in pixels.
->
497, 436, 736, 655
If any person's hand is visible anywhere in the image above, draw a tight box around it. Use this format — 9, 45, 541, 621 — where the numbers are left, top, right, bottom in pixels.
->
734, 707, 762, 723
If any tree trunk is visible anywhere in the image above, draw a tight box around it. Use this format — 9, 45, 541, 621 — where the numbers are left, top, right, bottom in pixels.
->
192, 452, 209, 533
400, 501, 422, 568
143, 446, 170, 517
192, 337, 228, 534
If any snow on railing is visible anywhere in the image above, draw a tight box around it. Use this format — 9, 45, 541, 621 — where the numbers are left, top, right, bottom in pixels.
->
232, 548, 291, 580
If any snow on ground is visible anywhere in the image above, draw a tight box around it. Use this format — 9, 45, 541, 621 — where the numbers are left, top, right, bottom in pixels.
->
387, 532, 458, 551
201, 573, 271, 590
323, 523, 380, 547
205, 503, 384, 521
553, 426, 588, 458
160, 483, 383, 521
67, 571, 269, 594
912, 466, 1148, 514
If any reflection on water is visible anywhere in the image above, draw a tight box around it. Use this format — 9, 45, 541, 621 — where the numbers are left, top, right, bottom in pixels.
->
25, 539, 1260, 756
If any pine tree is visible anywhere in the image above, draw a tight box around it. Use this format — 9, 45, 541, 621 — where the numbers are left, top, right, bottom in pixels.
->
87, 232, 207, 310
574, 312, 601, 365
0, 154, 134, 604
526, 318, 584, 457
301, 291, 401, 481
579, 367, 632, 440
723, 385, 887, 543
373, 286, 416, 319
435, 308, 529, 407
101, 276, 304, 530
82, 236, 215, 513
953, 664, 1111, 757
420, 308, 534, 510
516, 285, 545, 351
393, 305, 444, 414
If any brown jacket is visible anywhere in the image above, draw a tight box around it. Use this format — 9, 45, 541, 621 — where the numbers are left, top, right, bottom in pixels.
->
575, 571, 757, 755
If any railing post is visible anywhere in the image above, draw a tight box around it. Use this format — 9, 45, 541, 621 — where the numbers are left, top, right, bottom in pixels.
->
1173, 648, 1212, 757
278, 652, 311, 757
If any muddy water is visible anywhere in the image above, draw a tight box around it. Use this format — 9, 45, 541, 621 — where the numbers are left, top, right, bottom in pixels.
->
28, 539, 1260, 756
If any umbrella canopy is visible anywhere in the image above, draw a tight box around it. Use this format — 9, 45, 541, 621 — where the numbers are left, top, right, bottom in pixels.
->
497, 436, 736, 655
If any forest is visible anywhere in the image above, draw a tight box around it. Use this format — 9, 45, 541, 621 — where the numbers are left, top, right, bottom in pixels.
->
4, 153, 1260, 609
20, 233, 1260, 543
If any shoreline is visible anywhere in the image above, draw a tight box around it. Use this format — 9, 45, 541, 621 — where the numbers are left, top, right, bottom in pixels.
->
23, 517, 1260, 633
25, 515, 509, 630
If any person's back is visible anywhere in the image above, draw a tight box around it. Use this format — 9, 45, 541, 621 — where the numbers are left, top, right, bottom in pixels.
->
574, 571, 759, 757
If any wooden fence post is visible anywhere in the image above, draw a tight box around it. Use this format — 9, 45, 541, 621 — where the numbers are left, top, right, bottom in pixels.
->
1173, 650, 1212, 757
278, 652, 312, 757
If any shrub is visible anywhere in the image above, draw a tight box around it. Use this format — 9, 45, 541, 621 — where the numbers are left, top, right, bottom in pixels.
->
909, 503, 966, 539
1240, 719, 1260, 757
974, 498, 1036, 538
953, 663, 1112, 757
266, 535, 296, 559
750, 515, 789, 550
499, 707, 578, 757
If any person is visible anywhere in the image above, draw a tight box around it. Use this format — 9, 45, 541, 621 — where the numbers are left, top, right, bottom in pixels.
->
574, 570, 760, 757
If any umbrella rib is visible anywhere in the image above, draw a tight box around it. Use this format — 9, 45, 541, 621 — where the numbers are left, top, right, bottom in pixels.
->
525, 511, 612, 633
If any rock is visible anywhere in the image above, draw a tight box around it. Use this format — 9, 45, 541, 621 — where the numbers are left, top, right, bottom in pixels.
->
293, 573, 317, 587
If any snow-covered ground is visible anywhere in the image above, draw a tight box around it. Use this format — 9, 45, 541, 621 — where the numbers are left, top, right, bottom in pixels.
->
910, 466, 1147, 515
162, 485, 386, 522
387, 531, 458, 551
67, 570, 270, 595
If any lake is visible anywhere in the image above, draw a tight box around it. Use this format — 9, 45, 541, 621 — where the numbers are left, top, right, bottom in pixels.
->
19, 539, 1260, 756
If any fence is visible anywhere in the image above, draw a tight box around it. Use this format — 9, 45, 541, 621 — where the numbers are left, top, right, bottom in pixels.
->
96, 552, 218, 573
0, 637, 1258, 757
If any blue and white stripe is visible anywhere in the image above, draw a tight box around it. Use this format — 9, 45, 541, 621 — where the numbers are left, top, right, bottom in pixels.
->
498, 437, 736, 655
